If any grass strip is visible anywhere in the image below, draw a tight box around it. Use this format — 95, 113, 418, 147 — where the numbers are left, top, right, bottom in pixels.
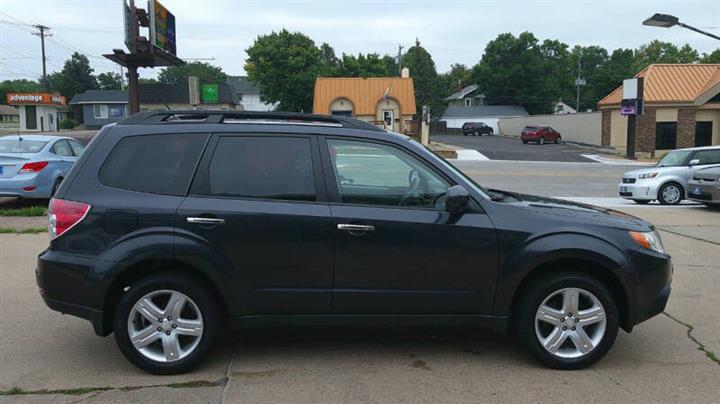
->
0, 227, 47, 234
0, 379, 223, 396
0, 206, 47, 217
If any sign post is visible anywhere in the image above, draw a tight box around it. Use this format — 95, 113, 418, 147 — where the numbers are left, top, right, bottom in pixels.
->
621, 77, 644, 159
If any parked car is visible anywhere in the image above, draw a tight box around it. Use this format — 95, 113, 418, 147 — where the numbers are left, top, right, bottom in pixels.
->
0, 135, 84, 199
38, 111, 671, 374
687, 166, 720, 208
521, 126, 561, 144
619, 146, 720, 205
461, 122, 493, 136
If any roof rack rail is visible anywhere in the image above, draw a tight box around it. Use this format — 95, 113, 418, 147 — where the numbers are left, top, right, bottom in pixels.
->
117, 110, 386, 132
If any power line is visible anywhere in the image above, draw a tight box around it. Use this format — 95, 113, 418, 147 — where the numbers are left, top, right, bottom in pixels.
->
32, 24, 52, 85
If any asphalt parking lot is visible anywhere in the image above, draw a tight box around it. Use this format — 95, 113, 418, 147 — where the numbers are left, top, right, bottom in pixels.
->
1, 159, 718, 403
431, 134, 601, 162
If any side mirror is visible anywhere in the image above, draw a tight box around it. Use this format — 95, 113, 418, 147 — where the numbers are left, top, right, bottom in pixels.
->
445, 185, 470, 215
688, 159, 700, 166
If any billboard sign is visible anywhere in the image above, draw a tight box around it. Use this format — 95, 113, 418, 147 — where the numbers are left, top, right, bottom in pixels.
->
123, 0, 133, 51
202, 84, 219, 104
149, 0, 177, 55
620, 77, 644, 116
6, 93, 66, 106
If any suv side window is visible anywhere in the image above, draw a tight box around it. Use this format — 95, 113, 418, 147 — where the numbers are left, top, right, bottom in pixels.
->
693, 149, 720, 165
327, 139, 450, 209
205, 136, 316, 202
99, 133, 208, 196
52, 140, 73, 157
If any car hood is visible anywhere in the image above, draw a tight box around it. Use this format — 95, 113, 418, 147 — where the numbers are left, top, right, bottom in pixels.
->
622, 167, 661, 177
504, 193, 651, 231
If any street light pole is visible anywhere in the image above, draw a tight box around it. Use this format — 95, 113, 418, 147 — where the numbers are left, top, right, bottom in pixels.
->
642, 13, 720, 41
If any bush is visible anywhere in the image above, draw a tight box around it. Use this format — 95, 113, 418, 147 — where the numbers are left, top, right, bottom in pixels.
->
60, 118, 77, 130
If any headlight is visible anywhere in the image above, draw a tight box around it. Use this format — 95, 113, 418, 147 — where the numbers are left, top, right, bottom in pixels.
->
629, 231, 665, 254
638, 172, 658, 179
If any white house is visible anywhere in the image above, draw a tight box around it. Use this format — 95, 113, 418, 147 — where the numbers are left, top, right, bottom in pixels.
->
441, 105, 529, 133
226, 76, 278, 111
554, 100, 577, 114
444, 84, 485, 108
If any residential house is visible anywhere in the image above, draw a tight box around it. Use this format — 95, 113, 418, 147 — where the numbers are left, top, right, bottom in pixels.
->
226, 76, 277, 111
440, 105, 529, 133
554, 101, 577, 114
313, 70, 416, 133
445, 84, 485, 108
71, 78, 240, 129
0, 105, 20, 128
598, 64, 720, 157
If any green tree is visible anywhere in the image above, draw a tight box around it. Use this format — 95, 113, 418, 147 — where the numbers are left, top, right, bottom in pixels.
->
438, 63, 473, 96
402, 39, 443, 116
337, 53, 390, 77
46, 52, 98, 101
632, 40, 699, 71
382, 55, 398, 77
567, 45, 610, 111
157, 62, 227, 85
319, 42, 339, 75
0, 79, 40, 104
594, 48, 635, 105
701, 49, 720, 63
245, 29, 325, 112
139, 78, 159, 85
97, 72, 124, 90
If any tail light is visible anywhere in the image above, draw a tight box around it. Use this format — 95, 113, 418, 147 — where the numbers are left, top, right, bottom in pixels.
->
48, 198, 91, 239
19, 161, 49, 174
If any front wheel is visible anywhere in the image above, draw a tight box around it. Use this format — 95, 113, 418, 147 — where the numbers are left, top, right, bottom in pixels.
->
474, 131, 480, 136
522, 140, 529, 144
555, 136, 561, 144
516, 272, 619, 370
539, 137, 546, 145
658, 182, 683, 205
113, 273, 219, 374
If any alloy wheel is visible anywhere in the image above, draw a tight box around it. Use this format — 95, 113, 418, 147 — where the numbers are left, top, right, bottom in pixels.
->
534, 287, 607, 359
127, 290, 204, 363
662, 185, 681, 204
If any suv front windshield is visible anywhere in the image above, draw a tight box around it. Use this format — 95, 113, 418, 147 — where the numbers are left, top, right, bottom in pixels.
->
657, 150, 693, 167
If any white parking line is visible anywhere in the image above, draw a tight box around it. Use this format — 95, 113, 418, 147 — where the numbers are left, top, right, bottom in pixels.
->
581, 154, 655, 166
557, 197, 701, 208
453, 150, 490, 161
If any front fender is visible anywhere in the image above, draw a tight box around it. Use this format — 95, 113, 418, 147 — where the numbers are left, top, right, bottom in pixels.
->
492, 232, 632, 317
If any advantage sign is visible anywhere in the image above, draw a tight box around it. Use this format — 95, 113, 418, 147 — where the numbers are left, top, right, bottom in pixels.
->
149, 0, 177, 55
202, 84, 219, 104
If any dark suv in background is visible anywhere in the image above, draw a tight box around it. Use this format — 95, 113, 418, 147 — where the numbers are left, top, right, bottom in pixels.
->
38, 111, 671, 374
461, 122, 494, 136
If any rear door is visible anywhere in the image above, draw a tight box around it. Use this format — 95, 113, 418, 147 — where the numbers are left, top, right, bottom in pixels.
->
176, 134, 334, 314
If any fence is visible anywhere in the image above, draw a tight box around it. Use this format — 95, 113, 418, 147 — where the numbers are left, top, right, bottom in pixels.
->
498, 112, 602, 146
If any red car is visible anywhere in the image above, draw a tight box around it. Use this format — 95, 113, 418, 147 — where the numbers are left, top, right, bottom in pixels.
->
521, 126, 561, 144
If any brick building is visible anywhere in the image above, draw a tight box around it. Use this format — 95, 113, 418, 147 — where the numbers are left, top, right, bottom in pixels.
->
597, 64, 720, 157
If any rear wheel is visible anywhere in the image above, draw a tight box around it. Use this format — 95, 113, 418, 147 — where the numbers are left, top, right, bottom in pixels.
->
658, 182, 683, 205
474, 130, 480, 136
50, 178, 62, 197
113, 273, 219, 374
516, 272, 619, 370
539, 137, 546, 145
633, 199, 651, 205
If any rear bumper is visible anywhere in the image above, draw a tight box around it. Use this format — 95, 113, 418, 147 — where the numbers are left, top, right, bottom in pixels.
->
0, 175, 53, 198
687, 181, 720, 203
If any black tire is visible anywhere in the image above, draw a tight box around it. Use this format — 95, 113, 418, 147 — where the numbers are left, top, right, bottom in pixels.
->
488, 129, 494, 136
539, 137, 546, 145
50, 177, 62, 197
515, 272, 619, 370
474, 130, 480, 136
555, 136, 561, 144
522, 140, 529, 144
113, 272, 219, 374
633, 199, 651, 205
657, 182, 684, 205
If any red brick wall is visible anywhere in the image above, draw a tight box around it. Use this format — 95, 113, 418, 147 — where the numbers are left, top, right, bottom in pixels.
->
601, 110, 611, 146
676, 109, 696, 149
636, 108, 657, 153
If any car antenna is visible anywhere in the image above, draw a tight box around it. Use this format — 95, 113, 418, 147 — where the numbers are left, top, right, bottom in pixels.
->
16, 131, 22, 142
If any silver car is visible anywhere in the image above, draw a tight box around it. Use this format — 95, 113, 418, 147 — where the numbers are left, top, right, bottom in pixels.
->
618, 146, 720, 205
0, 135, 84, 199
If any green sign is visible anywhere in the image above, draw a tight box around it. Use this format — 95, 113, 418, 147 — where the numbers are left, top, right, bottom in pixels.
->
202, 84, 219, 104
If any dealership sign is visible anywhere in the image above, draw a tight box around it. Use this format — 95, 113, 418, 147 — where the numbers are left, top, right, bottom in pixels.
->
6, 93, 66, 106
620, 77, 644, 116
149, 0, 177, 55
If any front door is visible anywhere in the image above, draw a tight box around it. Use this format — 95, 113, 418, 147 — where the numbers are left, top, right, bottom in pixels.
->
177, 134, 334, 314
25, 106, 37, 130
382, 110, 394, 130
322, 138, 498, 314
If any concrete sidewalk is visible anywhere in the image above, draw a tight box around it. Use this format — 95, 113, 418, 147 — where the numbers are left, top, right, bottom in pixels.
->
0, 208, 718, 403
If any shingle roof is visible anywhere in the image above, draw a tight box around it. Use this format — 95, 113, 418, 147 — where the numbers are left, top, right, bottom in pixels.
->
597, 64, 720, 107
442, 105, 528, 119
313, 77, 416, 115
69, 90, 127, 104
226, 76, 260, 94
445, 84, 480, 101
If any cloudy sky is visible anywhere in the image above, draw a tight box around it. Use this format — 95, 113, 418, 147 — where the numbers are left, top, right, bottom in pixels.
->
1, 0, 719, 82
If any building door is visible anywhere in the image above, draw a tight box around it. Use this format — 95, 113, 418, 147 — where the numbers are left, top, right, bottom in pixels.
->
382, 110, 394, 130
695, 121, 713, 147
25, 106, 37, 130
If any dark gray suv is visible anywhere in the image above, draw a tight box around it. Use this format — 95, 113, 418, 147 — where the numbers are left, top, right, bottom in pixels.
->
38, 111, 672, 374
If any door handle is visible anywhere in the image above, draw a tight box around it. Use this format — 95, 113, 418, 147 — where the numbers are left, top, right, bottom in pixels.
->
337, 224, 375, 232
187, 217, 225, 225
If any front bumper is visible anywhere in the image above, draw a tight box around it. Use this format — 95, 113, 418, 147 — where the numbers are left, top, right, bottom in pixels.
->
686, 180, 720, 204
618, 179, 661, 200
625, 249, 673, 329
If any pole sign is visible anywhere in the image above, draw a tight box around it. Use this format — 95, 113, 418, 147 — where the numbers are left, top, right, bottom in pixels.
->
202, 84, 219, 104
123, 0, 133, 51
620, 77, 644, 116
149, 0, 177, 55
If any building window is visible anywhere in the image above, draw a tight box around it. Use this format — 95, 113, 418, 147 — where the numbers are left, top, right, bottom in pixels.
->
93, 104, 109, 119
109, 106, 124, 117
655, 122, 677, 150
464, 98, 472, 107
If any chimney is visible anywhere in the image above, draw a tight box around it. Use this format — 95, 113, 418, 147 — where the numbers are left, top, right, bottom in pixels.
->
188, 76, 200, 106
401, 67, 410, 78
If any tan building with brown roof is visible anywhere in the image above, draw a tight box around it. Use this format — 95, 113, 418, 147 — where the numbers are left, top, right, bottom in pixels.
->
598, 64, 720, 157
313, 71, 417, 133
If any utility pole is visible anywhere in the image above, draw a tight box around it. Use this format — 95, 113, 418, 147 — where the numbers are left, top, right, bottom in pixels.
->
32, 24, 51, 89
575, 54, 585, 113
397, 44, 404, 76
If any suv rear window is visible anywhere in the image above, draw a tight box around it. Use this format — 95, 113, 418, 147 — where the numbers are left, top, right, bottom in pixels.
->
99, 134, 207, 196
523, 126, 538, 131
205, 136, 316, 201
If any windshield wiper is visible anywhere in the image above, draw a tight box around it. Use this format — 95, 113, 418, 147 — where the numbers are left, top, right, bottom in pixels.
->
487, 188, 522, 202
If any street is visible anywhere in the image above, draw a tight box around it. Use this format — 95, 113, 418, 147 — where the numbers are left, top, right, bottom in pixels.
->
1, 159, 718, 403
